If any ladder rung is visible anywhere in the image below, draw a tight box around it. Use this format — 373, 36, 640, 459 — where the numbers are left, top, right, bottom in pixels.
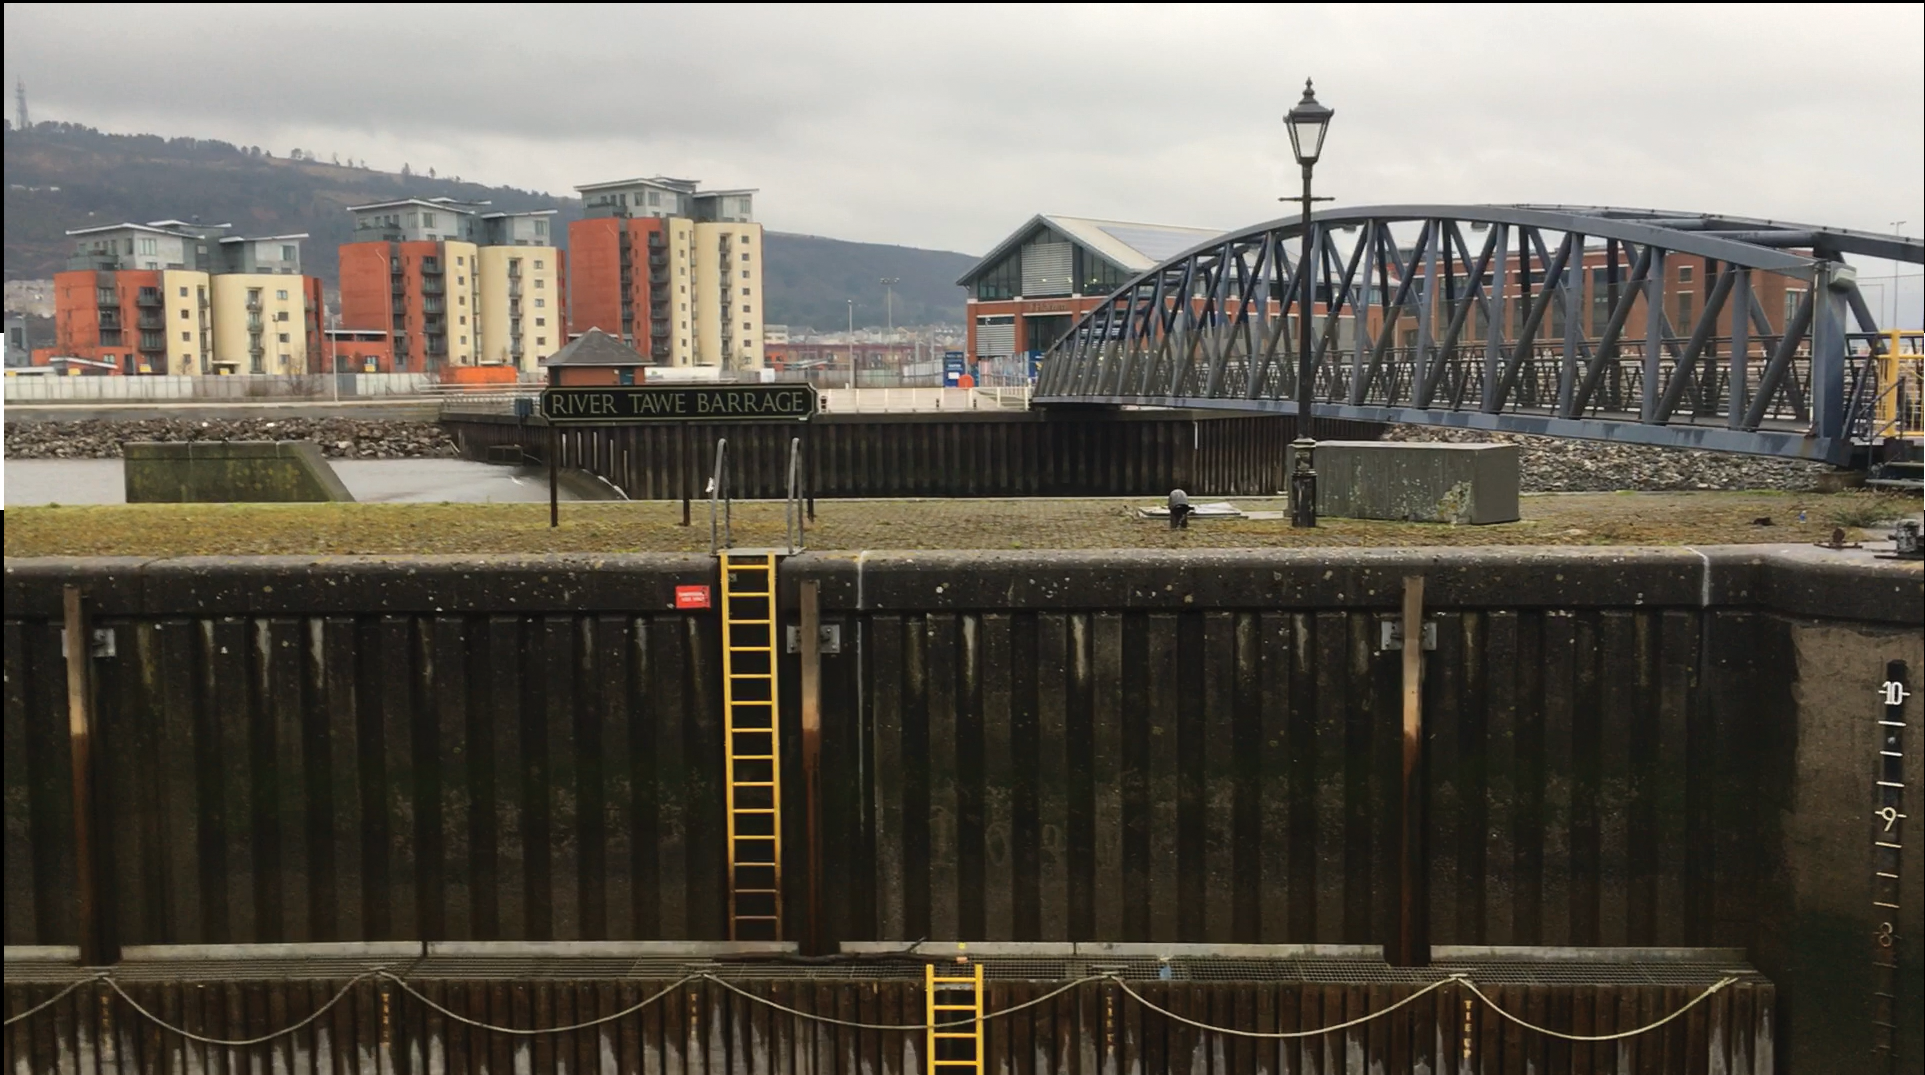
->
932, 1004, 978, 1010
727, 646, 774, 652
933, 1032, 980, 1038
732, 808, 778, 814
731, 754, 776, 761
930, 978, 980, 985
730, 673, 775, 679
732, 781, 776, 787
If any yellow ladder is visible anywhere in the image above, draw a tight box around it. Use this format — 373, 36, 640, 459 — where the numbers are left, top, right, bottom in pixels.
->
721, 551, 783, 940
925, 962, 984, 1073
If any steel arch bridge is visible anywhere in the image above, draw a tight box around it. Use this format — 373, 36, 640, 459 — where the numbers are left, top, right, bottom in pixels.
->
1033, 205, 1925, 463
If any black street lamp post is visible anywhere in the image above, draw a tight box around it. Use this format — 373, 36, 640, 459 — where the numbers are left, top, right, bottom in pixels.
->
1284, 79, 1334, 527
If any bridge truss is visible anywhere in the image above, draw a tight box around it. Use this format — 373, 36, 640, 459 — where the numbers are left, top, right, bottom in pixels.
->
1035, 206, 1924, 463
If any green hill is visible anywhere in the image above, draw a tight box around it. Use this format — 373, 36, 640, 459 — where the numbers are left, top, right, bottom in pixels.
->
3, 122, 975, 329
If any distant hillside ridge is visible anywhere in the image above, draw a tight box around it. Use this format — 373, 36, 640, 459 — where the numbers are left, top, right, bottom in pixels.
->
3, 122, 976, 329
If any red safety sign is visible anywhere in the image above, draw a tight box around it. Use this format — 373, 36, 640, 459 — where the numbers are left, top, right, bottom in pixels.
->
675, 585, 712, 610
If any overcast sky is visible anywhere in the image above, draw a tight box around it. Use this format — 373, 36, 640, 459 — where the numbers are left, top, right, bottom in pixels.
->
5, 3, 1923, 263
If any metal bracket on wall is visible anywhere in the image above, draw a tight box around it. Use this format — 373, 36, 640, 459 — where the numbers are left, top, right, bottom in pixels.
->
786, 624, 842, 655
1378, 618, 1436, 652
59, 627, 117, 659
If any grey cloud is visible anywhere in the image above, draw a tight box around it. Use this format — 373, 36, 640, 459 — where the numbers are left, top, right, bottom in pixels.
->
5, 3, 1920, 256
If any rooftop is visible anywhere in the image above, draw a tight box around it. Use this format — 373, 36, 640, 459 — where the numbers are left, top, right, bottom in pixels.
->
541, 327, 649, 366
575, 176, 701, 194
958, 214, 1225, 286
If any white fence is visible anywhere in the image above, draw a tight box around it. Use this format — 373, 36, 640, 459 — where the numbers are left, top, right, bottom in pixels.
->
1, 373, 530, 403
815, 386, 1031, 413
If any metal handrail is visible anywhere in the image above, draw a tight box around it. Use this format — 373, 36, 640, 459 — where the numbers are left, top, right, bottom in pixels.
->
709, 437, 731, 554
783, 437, 804, 553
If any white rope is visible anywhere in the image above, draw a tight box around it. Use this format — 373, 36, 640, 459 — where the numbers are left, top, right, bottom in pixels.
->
1108, 973, 1459, 1038
102, 971, 378, 1047
375, 972, 695, 1036
2, 974, 107, 1027
699, 971, 1095, 1031
1456, 974, 1740, 1042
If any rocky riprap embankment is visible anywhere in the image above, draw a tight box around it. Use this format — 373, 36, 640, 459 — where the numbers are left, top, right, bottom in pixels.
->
5, 418, 458, 459
1379, 425, 1833, 492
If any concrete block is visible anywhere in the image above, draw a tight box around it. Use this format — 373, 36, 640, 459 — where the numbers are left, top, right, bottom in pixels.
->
1288, 440, 1519, 524
123, 440, 355, 503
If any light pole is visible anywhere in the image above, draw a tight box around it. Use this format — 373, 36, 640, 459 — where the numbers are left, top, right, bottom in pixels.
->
1284, 78, 1334, 528
880, 277, 899, 336
846, 298, 856, 389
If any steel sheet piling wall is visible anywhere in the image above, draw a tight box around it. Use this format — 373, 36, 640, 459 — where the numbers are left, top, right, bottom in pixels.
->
3, 548, 1920, 1072
1, 975, 1779, 1075
446, 410, 1385, 499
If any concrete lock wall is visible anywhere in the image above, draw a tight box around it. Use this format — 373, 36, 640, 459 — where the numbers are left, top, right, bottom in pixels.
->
122, 440, 355, 503
1288, 441, 1521, 524
3, 549, 1920, 1071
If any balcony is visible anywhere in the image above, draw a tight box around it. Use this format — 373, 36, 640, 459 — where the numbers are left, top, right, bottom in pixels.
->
420, 259, 443, 276
652, 344, 671, 359
509, 283, 522, 300
421, 280, 444, 296
425, 339, 448, 357
98, 313, 123, 330
390, 259, 404, 274
247, 317, 264, 331
135, 290, 163, 308
423, 298, 445, 314
651, 324, 670, 338
245, 297, 263, 312
137, 314, 164, 331
648, 254, 668, 269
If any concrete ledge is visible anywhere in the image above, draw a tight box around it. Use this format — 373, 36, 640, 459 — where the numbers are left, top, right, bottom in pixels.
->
5, 547, 1916, 623
123, 440, 355, 503
1291, 440, 1520, 524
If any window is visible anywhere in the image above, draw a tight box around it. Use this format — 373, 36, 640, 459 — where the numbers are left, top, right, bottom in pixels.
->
460, 336, 467, 345
458, 296, 466, 305
534, 298, 545, 308
680, 266, 686, 275
1784, 289, 1807, 328
276, 289, 288, 300
743, 288, 751, 296
180, 309, 190, 319
534, 219, 547, 236
742, 270, 750, 279
279, 354, 290, 368
681, 303, 687, 311
278, 332, 290, 343
1678, 266, 1694, 284
138, 238, 158, 255
179, 286, 189, 297
459, 315, 467, 325
457, 276, 465, 285
745, 322, 753, 331
534, 279, 544, 289
741, 252, 750, 261
456, 256, 464, 266
276, 311, 290, 322
181, 331, 192, 342
1675, 292, 1694, 329
282, 245, 296, 262
680, 285, 686, 293
743, 305, 751, 314
423, 213, 437, 228
535, 317, 546, 326
536, 336, 546, 346
534, 260, 544, 269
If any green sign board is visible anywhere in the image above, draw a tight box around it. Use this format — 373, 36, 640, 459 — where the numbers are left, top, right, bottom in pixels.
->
540, 384, 818, 425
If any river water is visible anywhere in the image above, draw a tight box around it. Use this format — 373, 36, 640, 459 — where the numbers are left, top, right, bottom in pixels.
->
3, 458, 583, 506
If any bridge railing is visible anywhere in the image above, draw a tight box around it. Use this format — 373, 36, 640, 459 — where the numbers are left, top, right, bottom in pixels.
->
1035, 205, 1923, 462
